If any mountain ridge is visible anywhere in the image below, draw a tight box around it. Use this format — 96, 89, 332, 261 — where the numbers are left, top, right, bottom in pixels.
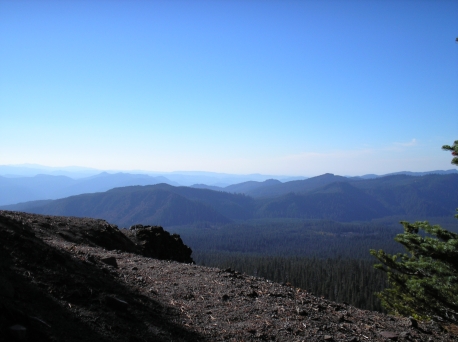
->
3, 173, 458, 227
0, 172, 177, 206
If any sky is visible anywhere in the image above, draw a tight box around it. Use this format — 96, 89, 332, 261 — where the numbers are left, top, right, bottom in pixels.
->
1, 0, 457, 177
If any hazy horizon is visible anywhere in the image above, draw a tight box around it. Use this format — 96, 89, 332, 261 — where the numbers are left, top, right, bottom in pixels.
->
1, 1, 457, 176
1, 162, 457, 179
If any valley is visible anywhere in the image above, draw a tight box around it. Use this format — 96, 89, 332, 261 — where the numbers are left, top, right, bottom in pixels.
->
2, 171, 457, 314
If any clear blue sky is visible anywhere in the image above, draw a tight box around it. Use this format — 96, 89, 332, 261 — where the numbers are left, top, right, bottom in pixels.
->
1, 0, 457, 176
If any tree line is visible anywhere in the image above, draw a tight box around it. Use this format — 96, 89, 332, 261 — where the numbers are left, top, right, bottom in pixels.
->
194, 252, 387, 312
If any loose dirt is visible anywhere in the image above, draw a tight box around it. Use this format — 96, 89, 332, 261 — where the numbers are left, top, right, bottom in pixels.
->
1, 210, 456, 341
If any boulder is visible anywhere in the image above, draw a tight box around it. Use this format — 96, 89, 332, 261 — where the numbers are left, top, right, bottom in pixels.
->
124, 224, 193, 263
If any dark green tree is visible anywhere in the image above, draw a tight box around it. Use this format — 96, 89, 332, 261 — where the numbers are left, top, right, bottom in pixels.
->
371, 141, 458, 323
443, 140, 458, 218
442, 139, 458, 167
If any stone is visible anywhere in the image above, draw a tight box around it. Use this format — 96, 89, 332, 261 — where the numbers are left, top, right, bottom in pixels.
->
408, 316, 418, 328
100, 257, 118, 268
296, 307, 308, 316
123, 225, 193, 263
106, 296, 129, 311
380, 331, 398, 340
9, 324, 27, 341
247, 290, 258, 298
399, 331, 410, 338
86, 254, 96, 263
0, 276, 15, 298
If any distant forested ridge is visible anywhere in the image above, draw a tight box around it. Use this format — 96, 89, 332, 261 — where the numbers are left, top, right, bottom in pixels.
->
0, 172, 175, 206
3, 173, 458, 227
170, 219, 406, 259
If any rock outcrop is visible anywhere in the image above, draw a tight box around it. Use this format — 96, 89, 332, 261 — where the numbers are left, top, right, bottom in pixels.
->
0, 211, 193, 264
123, 224, 193, 263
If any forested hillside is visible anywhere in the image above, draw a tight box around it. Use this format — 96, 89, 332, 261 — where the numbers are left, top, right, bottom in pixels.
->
255, 182, 392, 221
5, 186, 233, 227
169, 219, 402, 310
171, 216, 458, 312
4, 173, 458, 226
170, 219, 405, 259
170, 219, 404, 311
244, 173, 350, 198
195, 253, 388, 312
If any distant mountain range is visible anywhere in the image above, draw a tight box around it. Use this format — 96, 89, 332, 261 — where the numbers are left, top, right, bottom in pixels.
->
0, 172, 177, 206
0, 164, 307, 187
3, 164, 456, 200
351, 169, 458, 179
3, 173, 458, 227
0, 164, 101, 179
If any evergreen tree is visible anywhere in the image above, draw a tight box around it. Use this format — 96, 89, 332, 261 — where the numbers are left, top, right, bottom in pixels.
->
371, 141, 458, 322
442, 139, 458, 167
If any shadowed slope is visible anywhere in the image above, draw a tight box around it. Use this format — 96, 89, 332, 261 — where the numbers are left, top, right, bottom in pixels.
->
256, 182, 390, 221
21, 186, 231, 227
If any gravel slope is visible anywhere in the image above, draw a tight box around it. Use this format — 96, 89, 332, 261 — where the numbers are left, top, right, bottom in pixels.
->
1, 210, 456, 341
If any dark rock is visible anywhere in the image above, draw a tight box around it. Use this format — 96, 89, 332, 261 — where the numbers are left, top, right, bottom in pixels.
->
54, 219, 138, 252
9, 324, 27, 341
101, 257, 118, 268
106, 296, 129, 311
409, 316, 418, 328
86, 254, 96, 263
247, 290, 258, 298
0, 276, 15, 298
129, 224, 145, 230
269, 292, 287, 298
296, 307, 308, 316
399, 331, 410, 338
123, 225, 193, 263
380, 331, 398, 340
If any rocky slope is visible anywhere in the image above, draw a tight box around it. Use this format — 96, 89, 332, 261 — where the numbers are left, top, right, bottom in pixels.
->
0, 210, 456, 341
